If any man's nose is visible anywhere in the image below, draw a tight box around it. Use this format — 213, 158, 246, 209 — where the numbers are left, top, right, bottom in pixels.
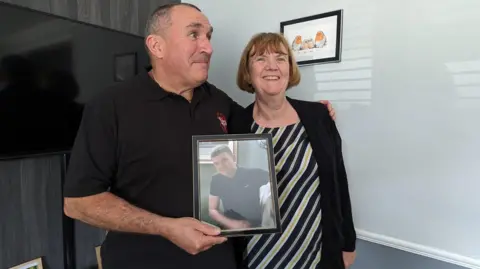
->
200, 37, 213, 55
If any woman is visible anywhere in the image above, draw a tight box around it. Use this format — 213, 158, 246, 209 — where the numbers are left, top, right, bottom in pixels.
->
230, 32, 356, 269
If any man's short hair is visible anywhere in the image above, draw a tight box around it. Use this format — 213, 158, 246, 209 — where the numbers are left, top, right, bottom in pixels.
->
210, 145, 233, 159
144, 3, 201, 36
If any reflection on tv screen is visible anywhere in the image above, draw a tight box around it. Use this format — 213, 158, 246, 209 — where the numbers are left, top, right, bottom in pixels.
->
0, 2, 149, 159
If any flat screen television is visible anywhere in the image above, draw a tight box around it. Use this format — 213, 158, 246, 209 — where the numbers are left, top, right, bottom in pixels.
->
0, 2, 149, 160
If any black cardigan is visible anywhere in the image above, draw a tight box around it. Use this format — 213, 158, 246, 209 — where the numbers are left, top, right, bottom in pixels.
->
228, 97, 356, 269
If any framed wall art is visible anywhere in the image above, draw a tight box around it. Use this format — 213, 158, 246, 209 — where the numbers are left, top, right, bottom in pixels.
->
281, 9, 343, 66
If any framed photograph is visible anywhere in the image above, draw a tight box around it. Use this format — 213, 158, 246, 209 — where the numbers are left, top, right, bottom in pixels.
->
192, 133, 281, 237
9, 257, 43, 269
113, 52, 137, 82
280, 9, 343, 66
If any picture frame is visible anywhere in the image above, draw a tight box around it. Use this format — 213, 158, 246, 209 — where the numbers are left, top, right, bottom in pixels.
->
280, 9, 343, 66
9, 257, 44, 269
113, 52, 138, 82
192, 133, 282, 237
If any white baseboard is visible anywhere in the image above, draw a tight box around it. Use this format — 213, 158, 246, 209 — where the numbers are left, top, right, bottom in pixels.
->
356, 229, 480, 269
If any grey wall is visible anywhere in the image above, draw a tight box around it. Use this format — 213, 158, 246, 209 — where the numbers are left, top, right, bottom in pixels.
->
0, 0, 176, 268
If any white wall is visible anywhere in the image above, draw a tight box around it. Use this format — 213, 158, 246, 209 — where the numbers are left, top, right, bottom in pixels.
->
186, 0, 480, 268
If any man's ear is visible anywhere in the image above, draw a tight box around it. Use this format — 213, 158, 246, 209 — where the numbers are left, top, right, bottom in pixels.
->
145, 34, 166, 59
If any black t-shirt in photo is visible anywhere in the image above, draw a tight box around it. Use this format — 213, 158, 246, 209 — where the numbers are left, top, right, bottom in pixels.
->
210, 167, 269, 227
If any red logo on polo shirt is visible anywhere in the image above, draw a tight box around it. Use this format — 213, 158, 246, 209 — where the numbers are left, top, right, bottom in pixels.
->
216, 112, 228, 133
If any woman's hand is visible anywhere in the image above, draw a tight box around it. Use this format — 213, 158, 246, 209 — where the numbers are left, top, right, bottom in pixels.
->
319, 100, 336, 120
343, 251, 356, 268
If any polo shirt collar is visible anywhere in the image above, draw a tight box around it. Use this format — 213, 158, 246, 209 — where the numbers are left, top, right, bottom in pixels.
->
141, 71, 211, 101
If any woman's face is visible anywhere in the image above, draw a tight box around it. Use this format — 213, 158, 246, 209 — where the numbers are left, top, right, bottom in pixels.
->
248, 44, 290, 97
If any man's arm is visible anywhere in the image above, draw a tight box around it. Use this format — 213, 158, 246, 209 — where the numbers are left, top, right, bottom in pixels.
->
63, 96, 169, 235
208, 195, 249, 229
65, 192, 225, 255
64, 92, 225, 255
63, 91, 162, 235
64, 192, 172, 235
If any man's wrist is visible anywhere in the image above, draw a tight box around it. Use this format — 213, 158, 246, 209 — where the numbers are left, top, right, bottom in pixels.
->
155, 216, 175, 238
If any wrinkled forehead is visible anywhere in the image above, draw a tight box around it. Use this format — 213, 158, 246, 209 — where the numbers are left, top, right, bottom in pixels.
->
249, 41, 288, 57
170, 6, 213, 32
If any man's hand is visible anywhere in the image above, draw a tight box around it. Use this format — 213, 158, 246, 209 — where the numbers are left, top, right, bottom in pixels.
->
319, 100, 336, 120
343, 251, 356, 268
227, 219, 251, 229
164, 217, 227, 255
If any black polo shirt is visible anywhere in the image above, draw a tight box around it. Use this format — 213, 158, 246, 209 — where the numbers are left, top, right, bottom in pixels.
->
63, 71, 244, 269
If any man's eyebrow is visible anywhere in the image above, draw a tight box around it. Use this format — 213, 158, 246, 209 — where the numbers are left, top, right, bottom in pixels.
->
186, 22, 213, 34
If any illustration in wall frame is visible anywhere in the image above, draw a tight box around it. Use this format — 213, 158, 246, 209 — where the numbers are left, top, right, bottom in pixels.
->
280, 9, 343, 66
192, 133, 282, 237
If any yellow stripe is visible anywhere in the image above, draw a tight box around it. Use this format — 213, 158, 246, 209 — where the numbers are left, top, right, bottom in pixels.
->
255, 179, 319, 268
285, 211, 322, 268
273, 125, 301, 171
275, 140, 297, 175
311, 244, 322, 268
272, 126, 285, 146
278, 146, 312, 205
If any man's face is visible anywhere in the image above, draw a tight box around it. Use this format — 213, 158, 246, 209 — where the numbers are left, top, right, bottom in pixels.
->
162, 6, 213, 88
212, 152, 236, 177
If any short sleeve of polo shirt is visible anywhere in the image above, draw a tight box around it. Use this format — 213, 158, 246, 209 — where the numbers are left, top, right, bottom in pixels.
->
63, 92, 118, 197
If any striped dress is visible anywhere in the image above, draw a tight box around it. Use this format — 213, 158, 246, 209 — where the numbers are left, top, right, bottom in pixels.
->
245, 121, 323, 269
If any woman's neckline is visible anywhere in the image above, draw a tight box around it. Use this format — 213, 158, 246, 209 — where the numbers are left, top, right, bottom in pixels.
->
252, 99, 300, 129
253, 120, 300, 129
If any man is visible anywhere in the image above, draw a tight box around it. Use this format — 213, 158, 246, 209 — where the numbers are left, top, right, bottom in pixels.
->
208, 145, 270, 230
63, 3, 336, 269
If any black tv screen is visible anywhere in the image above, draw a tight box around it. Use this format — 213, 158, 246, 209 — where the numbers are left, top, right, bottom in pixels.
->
0, 3, 149, 160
